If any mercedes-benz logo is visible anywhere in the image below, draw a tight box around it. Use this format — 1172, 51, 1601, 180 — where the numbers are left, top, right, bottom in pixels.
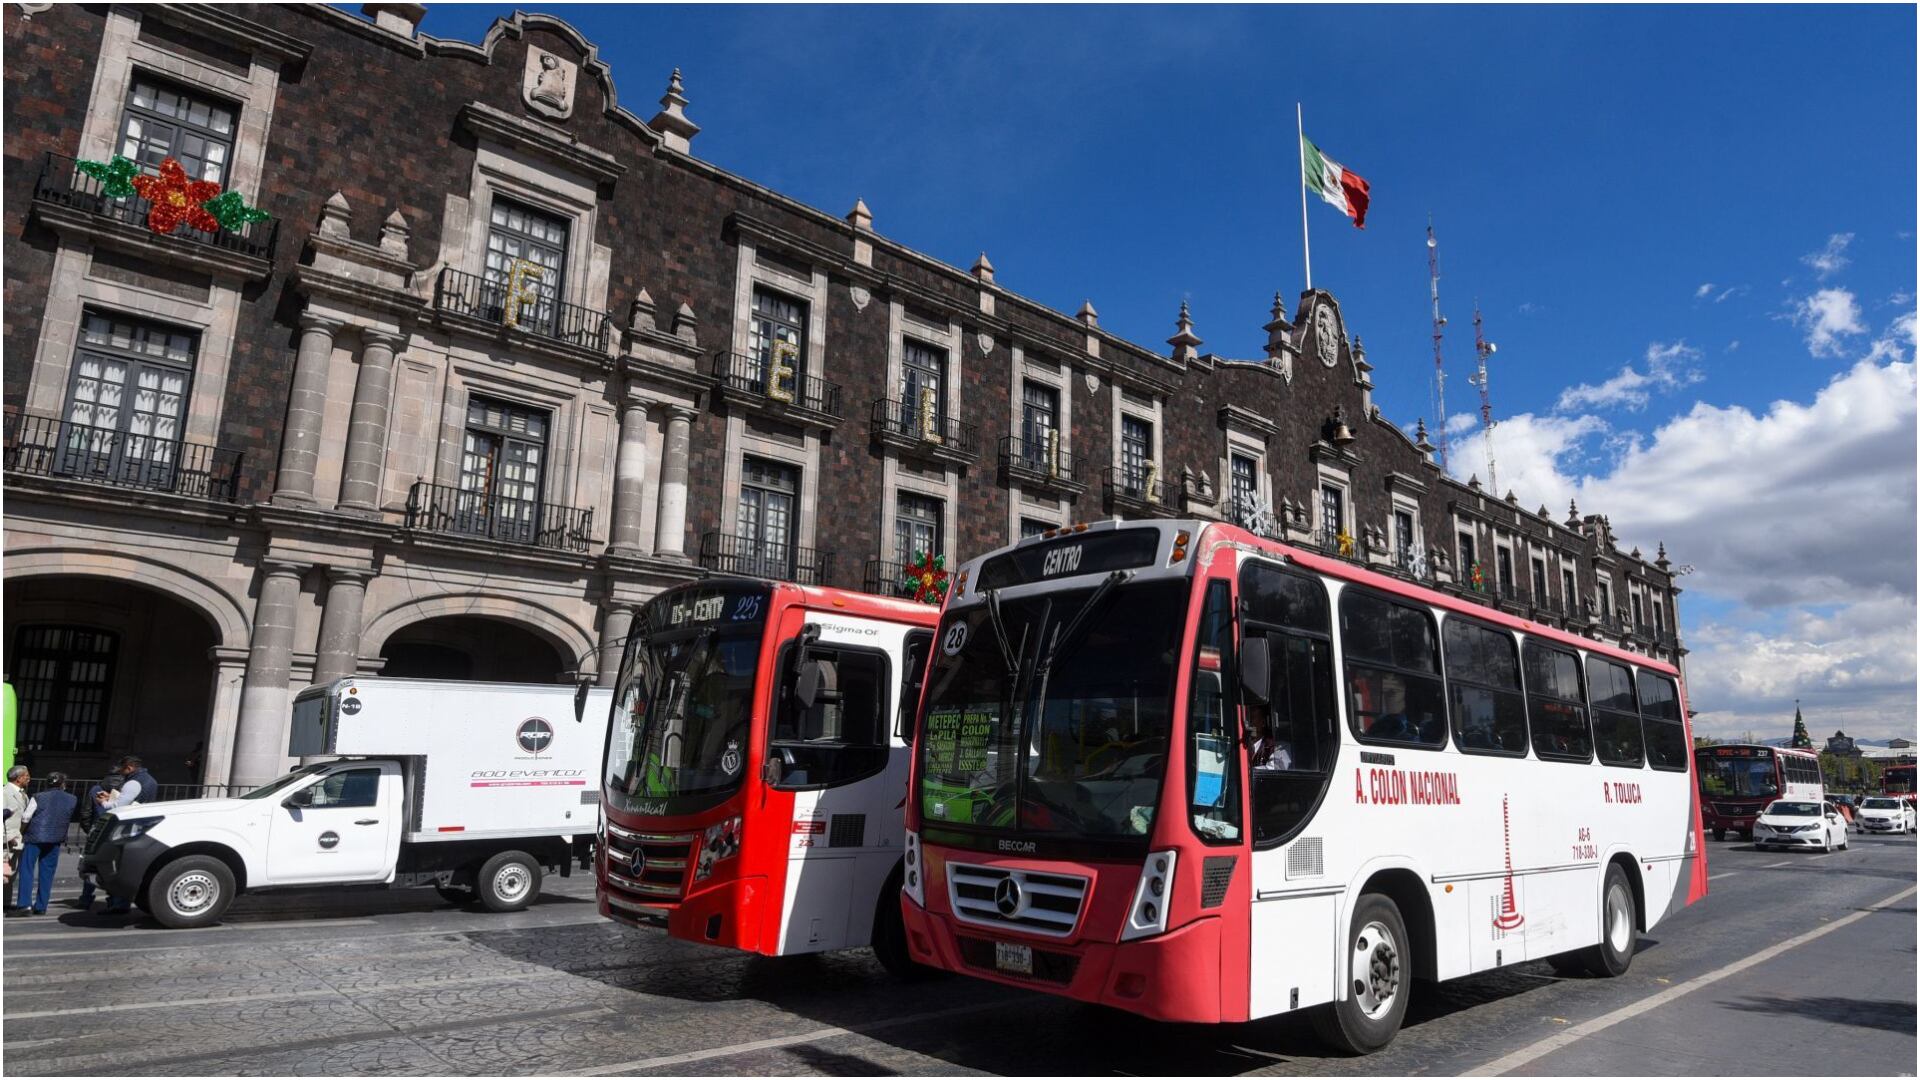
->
994, 876, 1022, 917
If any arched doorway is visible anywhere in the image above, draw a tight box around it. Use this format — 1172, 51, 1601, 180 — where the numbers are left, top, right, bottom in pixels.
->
2, 577, 220, 786
379, 615, 570, 683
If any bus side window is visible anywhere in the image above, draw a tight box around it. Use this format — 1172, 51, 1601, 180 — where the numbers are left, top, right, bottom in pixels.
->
1239, 561, 1338, 848
896, 630, 934, 742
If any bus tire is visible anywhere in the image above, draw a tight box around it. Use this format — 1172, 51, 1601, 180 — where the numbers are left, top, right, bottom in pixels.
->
1312, 892, 1411, 1055
477, 851, 542, 913
1545, 951, 1588, 977
871, 867, 936, 980
1711, 828, 1725, 842
1580, 863, 1637, 978
150, 855, 235, 929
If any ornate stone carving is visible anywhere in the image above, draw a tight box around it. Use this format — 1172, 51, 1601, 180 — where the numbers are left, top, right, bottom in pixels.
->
1084, 371, 1099, 393
523, 47, 577, 120
977, 332, 995, 355
849, 284, 871, 311
1314, 304, 1339, 367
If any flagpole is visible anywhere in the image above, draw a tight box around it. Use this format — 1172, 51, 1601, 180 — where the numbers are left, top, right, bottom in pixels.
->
1297, 101, 1312, 292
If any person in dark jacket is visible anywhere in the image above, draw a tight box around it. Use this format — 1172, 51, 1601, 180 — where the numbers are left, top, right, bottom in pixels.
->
75, 771, 122, 911
16, 772, 77, 915
94, 756, 157, 915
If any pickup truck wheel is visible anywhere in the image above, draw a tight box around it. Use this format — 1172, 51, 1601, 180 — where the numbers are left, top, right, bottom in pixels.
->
477, 851, 541, 912
151, 855, 235, 929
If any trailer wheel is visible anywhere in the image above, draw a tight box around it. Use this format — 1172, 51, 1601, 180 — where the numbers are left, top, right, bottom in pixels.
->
477, 851, 541, 912
150, 855, 236, 929
1311, 892, 1410, 1055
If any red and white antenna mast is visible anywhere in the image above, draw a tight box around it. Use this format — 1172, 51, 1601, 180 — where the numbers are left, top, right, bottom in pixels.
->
1471, 302, 1499, 494
1426, 217, 1450, 471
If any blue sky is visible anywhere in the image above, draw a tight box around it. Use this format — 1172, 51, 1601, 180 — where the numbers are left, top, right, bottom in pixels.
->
411, 5, 1915, 738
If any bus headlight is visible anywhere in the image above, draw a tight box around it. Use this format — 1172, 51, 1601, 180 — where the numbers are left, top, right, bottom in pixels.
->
1121, 850, 1177, 941
694, 816, 743, 880
903, 830, 925, 906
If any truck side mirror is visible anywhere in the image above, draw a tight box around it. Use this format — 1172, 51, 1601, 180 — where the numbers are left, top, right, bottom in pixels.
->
574, 682, 591, 723
1240, 635, 1272, 705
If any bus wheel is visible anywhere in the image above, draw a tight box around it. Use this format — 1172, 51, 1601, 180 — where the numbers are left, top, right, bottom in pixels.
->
1545, 952, 1588, 977
477, 851, 542, 913
871, 868, 937, 980
1580, 863, 1637, 978
1711, 828, 1725, 842
1312, 892, 1410, 1055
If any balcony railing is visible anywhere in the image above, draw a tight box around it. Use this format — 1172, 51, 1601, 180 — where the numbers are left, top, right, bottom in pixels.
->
404, 480, 593, 553
998, 435, 1082, 494
433, 267, 611, 353
4, 411, 243, 502
711, 351, 844, 420
31, 152, 277, 261
700, 532, 830, 585
1102, 466, 1177, 512
863, 559, 919, 599
869, 398, 977, 462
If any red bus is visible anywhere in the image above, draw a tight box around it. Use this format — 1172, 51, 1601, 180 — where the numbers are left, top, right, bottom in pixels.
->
1883, 763, 1916, 796
901, 519, 1704, 1052
1695, 744, 1823, 841
598, 579, 939, 972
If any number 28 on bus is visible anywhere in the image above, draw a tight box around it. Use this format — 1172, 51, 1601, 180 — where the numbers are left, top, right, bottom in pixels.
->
901, 519, 1707, 1053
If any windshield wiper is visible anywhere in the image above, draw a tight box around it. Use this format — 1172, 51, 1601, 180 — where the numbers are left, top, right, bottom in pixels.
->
984, 586, 1022, 682
1039, 571, 1131, 674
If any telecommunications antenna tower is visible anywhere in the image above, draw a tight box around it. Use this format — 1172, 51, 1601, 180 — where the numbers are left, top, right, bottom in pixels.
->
1471, 302, 1499, 494
1427, 218, 1450, 470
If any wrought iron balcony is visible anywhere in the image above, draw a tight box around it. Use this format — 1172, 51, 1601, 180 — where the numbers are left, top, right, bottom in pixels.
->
998, 435, 1085, 498
4, 410, 243, 502
404, 480, 593, 553
700, 532, 830, 586
433, 267, 611, 353
863, 558, 920, 600
869, 397, 977, 465
31, 152, 279, 262
1102, 465, 1178, 516
710, 351, 843, 423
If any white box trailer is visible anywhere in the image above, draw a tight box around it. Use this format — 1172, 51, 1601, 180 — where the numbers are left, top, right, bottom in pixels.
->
80, 677, 611, 928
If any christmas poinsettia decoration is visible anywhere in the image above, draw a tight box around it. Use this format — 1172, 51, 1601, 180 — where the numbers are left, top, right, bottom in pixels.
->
901, 551, 949, 605
1469, 561, 1485, 592
202, 190, 271, 231
74, 154, 140, 198
131, 157, 223, 234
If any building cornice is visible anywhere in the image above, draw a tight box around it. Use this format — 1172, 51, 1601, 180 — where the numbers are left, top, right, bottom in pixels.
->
457, 101, 628, 186
151, 3, 315, 67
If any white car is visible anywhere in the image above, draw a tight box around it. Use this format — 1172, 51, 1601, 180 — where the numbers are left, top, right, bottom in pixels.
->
1752, 800, 1849, 852
1855, 796, 1917, 834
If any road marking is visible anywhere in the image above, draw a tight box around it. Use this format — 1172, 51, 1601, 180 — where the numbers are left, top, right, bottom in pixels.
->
569, 999, 1027, 1075
1, 911, 607, 951
4, 969, 568, 1020
1706, 871, 1739, 881
1763, 859, 1795, 868
1464, 883, 1917, 1077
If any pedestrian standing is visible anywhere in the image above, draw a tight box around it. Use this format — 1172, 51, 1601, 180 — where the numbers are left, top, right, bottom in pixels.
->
16, 772, 76, 915
94, 756, 156, 915
3, 765, 28, 910
75, 771, 122, 911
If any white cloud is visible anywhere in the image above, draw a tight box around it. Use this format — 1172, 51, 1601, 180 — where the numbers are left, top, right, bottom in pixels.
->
1800, 232, 1854, 279
1713, 284, 1747, 303
1450, 330, 1918, 740
1554, 340, 1704, 412
1790, 287, 1866, 357
1695, 283, 1714, 299
1726, 340, 1741, 353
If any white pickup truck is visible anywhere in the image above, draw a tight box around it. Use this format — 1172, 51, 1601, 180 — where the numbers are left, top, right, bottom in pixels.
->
80, 677, 610, 928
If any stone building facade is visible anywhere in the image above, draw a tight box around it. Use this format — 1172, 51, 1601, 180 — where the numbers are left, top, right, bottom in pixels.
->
2, 3, 1683, 788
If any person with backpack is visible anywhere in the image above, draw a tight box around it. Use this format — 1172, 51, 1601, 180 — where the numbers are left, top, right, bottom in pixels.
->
15, 772, 77, 915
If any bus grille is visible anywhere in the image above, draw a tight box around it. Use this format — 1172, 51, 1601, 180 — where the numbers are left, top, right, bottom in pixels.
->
956, 936, 1081, 985
602, 822, 694, 901
1201, 856, 1236, 908
946, 862, 1087, 937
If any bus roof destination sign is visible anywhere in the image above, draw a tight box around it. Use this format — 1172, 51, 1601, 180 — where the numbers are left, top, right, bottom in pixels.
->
646, 583, 769, 633
976, 529, 1161, 590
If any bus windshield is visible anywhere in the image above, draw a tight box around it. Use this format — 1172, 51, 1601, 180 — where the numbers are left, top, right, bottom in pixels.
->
605, 585, 768, 816
1698, 749, 1778, 799
917, 577, 1188, 842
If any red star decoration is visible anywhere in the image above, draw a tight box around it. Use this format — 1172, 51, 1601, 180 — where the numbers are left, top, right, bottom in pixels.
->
130, 157, 222, 235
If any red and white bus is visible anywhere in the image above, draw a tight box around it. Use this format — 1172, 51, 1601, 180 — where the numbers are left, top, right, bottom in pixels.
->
1882, 763, 1916, 796
598, 578, 939, 973
1696, 744, 1823, 841
900, 519, 1706, 1052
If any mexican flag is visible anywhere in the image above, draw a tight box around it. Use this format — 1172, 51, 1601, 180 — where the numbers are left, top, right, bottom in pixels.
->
1301, 134, 1371, 229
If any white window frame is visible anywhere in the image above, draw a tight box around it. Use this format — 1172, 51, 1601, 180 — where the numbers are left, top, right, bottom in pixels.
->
1005, 344, 1075, 539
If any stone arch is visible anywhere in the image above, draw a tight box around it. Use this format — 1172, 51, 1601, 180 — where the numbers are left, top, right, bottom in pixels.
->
361, 592, 595, 677
2, 547, 250, 650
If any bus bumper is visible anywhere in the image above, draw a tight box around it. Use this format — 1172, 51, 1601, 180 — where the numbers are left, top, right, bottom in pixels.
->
600, 875, 771, 953
902, 898, 1228, 1023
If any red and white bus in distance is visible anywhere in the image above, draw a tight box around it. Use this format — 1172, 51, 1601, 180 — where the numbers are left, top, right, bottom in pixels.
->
1696, 744, 1824, 841
598, 578, 938, 973
1883, 763, 1916, 797
901, 519, 1706, 1052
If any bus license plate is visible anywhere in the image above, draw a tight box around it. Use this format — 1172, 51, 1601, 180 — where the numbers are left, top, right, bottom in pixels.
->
994, 941, 1033, 975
